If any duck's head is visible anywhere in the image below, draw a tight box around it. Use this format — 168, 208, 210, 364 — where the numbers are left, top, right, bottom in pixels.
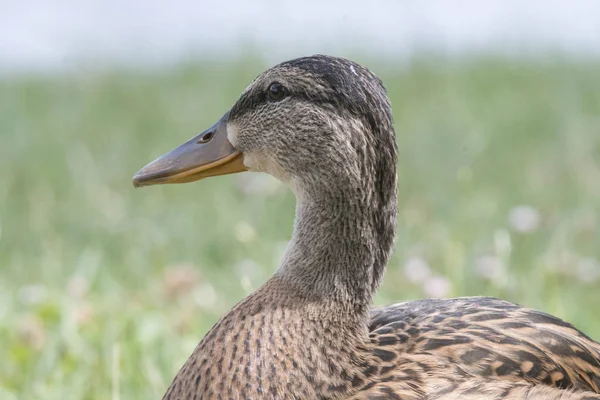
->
133, 55, 396, 200
134, 56, 398, 301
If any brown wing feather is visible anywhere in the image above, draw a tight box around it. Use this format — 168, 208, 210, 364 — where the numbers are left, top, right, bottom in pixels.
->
351, 297, 600, 399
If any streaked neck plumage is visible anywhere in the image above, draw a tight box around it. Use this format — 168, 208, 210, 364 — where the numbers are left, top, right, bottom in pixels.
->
275, 171, 397, 318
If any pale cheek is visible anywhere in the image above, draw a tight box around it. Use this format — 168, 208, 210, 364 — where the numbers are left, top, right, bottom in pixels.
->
227, 123, 291, 183
226, 123, 239, 147
227, 122, 259, 172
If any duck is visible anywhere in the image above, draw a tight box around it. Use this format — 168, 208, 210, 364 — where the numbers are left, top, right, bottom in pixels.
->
133, 55, 600, 400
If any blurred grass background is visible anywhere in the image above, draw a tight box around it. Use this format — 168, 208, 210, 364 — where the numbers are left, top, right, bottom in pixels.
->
1, 57, 599, 399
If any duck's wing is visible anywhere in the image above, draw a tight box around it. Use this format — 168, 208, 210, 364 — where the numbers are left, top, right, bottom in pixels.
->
349, 377, 599, 399
355, 296, 600, 399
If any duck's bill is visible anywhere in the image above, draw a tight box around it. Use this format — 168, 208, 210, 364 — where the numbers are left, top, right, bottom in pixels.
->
132, 111, 247, 187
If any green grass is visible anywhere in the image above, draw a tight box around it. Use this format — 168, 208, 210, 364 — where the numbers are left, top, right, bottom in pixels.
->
1, 56, 599, 399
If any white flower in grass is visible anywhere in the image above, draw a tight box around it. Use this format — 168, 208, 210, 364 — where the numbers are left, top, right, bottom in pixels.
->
508, 205, 540, 233
475, 255, 506, 282
18, 284, 47, 305
576, 258, 600, 284
403, 256, 431, 284
193, 283, 218, 310
235, 222, 256, 243
423, 276, 452, 298
67, 275, 89, 300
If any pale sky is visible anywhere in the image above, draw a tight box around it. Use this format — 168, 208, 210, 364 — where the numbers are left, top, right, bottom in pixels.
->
2, 0, 600, 71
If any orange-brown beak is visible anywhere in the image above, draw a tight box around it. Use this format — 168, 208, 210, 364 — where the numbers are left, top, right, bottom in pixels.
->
132, 111, 247, 187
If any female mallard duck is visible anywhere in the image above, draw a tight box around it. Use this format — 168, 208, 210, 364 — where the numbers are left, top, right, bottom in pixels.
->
133, 55, 600, 399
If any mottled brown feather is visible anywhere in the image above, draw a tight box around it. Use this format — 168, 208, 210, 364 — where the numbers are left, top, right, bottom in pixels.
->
353, 297, 600, 399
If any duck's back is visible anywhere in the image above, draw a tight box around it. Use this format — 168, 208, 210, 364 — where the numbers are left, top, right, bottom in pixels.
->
352, 296, 600, 399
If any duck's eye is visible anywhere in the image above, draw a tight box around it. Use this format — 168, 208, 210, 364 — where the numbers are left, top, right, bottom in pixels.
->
197, 131, 214, 144
267, 82, 286, 101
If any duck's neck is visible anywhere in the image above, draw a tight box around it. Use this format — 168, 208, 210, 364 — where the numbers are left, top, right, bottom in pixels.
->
274, 180, 397, 319
164, 149, 398, 399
